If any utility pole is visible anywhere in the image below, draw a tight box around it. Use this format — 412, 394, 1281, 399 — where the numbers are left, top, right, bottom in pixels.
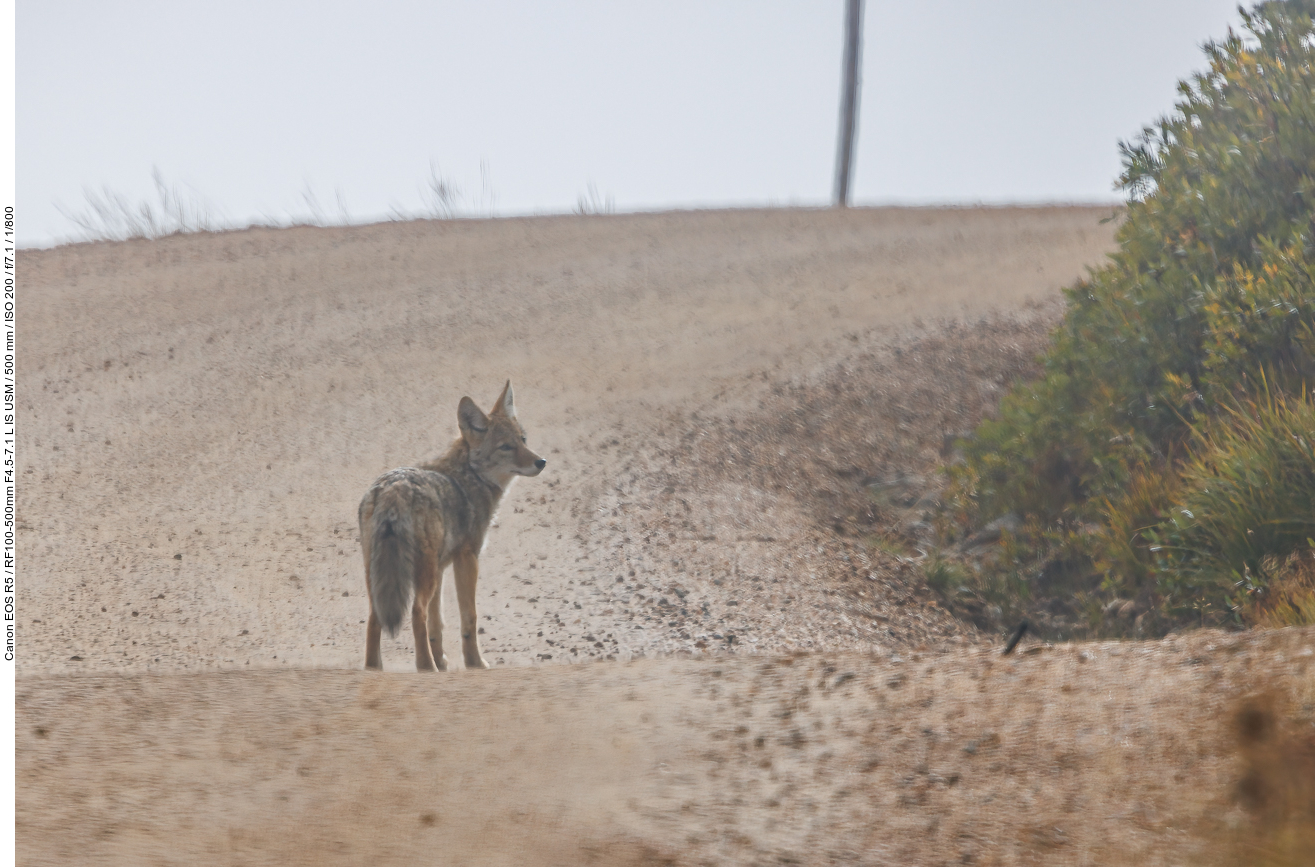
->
833, 0, 863, 207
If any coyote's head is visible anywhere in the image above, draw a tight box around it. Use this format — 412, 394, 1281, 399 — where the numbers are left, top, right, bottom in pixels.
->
458, 381, 546, 489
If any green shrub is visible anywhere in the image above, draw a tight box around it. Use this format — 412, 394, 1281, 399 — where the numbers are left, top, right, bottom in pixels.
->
950, 0, 1315, 633
924, 550, 969, 597
1150, 392, 1315, 621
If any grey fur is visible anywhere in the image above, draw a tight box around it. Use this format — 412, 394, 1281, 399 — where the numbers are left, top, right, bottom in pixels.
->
368, 501, 416, 638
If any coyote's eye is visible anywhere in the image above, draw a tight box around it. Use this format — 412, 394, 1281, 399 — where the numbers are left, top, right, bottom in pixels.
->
521, 436, 527, 443
499, 444, 515, 451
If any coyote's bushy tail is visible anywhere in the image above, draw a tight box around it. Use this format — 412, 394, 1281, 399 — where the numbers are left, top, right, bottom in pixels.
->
369, 503, 415, 638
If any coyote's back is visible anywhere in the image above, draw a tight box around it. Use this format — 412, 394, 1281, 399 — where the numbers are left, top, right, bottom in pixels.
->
358, 381, 545, 671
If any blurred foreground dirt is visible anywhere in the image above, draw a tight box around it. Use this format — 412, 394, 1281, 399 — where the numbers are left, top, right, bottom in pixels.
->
18, 629, 1315, 865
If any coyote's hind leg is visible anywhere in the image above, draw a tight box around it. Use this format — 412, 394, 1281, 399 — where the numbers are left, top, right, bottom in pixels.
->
411, 556, 441, 672
425, 569, 450, 671
365, 609, 383, 671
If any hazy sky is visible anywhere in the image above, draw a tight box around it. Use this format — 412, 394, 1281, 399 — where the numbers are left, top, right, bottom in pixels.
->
19, 0, 1241, 247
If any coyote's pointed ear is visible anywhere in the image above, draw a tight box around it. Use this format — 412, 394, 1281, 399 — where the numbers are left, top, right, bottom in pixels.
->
458, 396, 489, 439
493, 380, 516, 419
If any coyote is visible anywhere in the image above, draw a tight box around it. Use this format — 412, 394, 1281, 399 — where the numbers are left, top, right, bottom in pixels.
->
358, 381, 546, 671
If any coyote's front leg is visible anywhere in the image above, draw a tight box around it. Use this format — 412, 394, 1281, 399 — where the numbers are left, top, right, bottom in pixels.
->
453, 549, 489, 670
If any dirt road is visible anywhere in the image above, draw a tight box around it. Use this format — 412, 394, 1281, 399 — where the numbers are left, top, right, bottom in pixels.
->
22, 206, 1311, 865
20, 206, 1111, 675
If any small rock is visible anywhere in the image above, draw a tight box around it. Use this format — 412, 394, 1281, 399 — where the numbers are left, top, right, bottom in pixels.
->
1103, 598, 1134, 618
960, 512, 1022, 549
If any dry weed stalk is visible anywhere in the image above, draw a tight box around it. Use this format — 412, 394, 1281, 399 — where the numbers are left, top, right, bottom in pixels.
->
1244, 552, 1315, 629
55, 167, 222, 242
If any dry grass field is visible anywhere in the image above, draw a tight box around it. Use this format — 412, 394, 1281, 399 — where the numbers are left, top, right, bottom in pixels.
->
17, 206, 1314, 865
